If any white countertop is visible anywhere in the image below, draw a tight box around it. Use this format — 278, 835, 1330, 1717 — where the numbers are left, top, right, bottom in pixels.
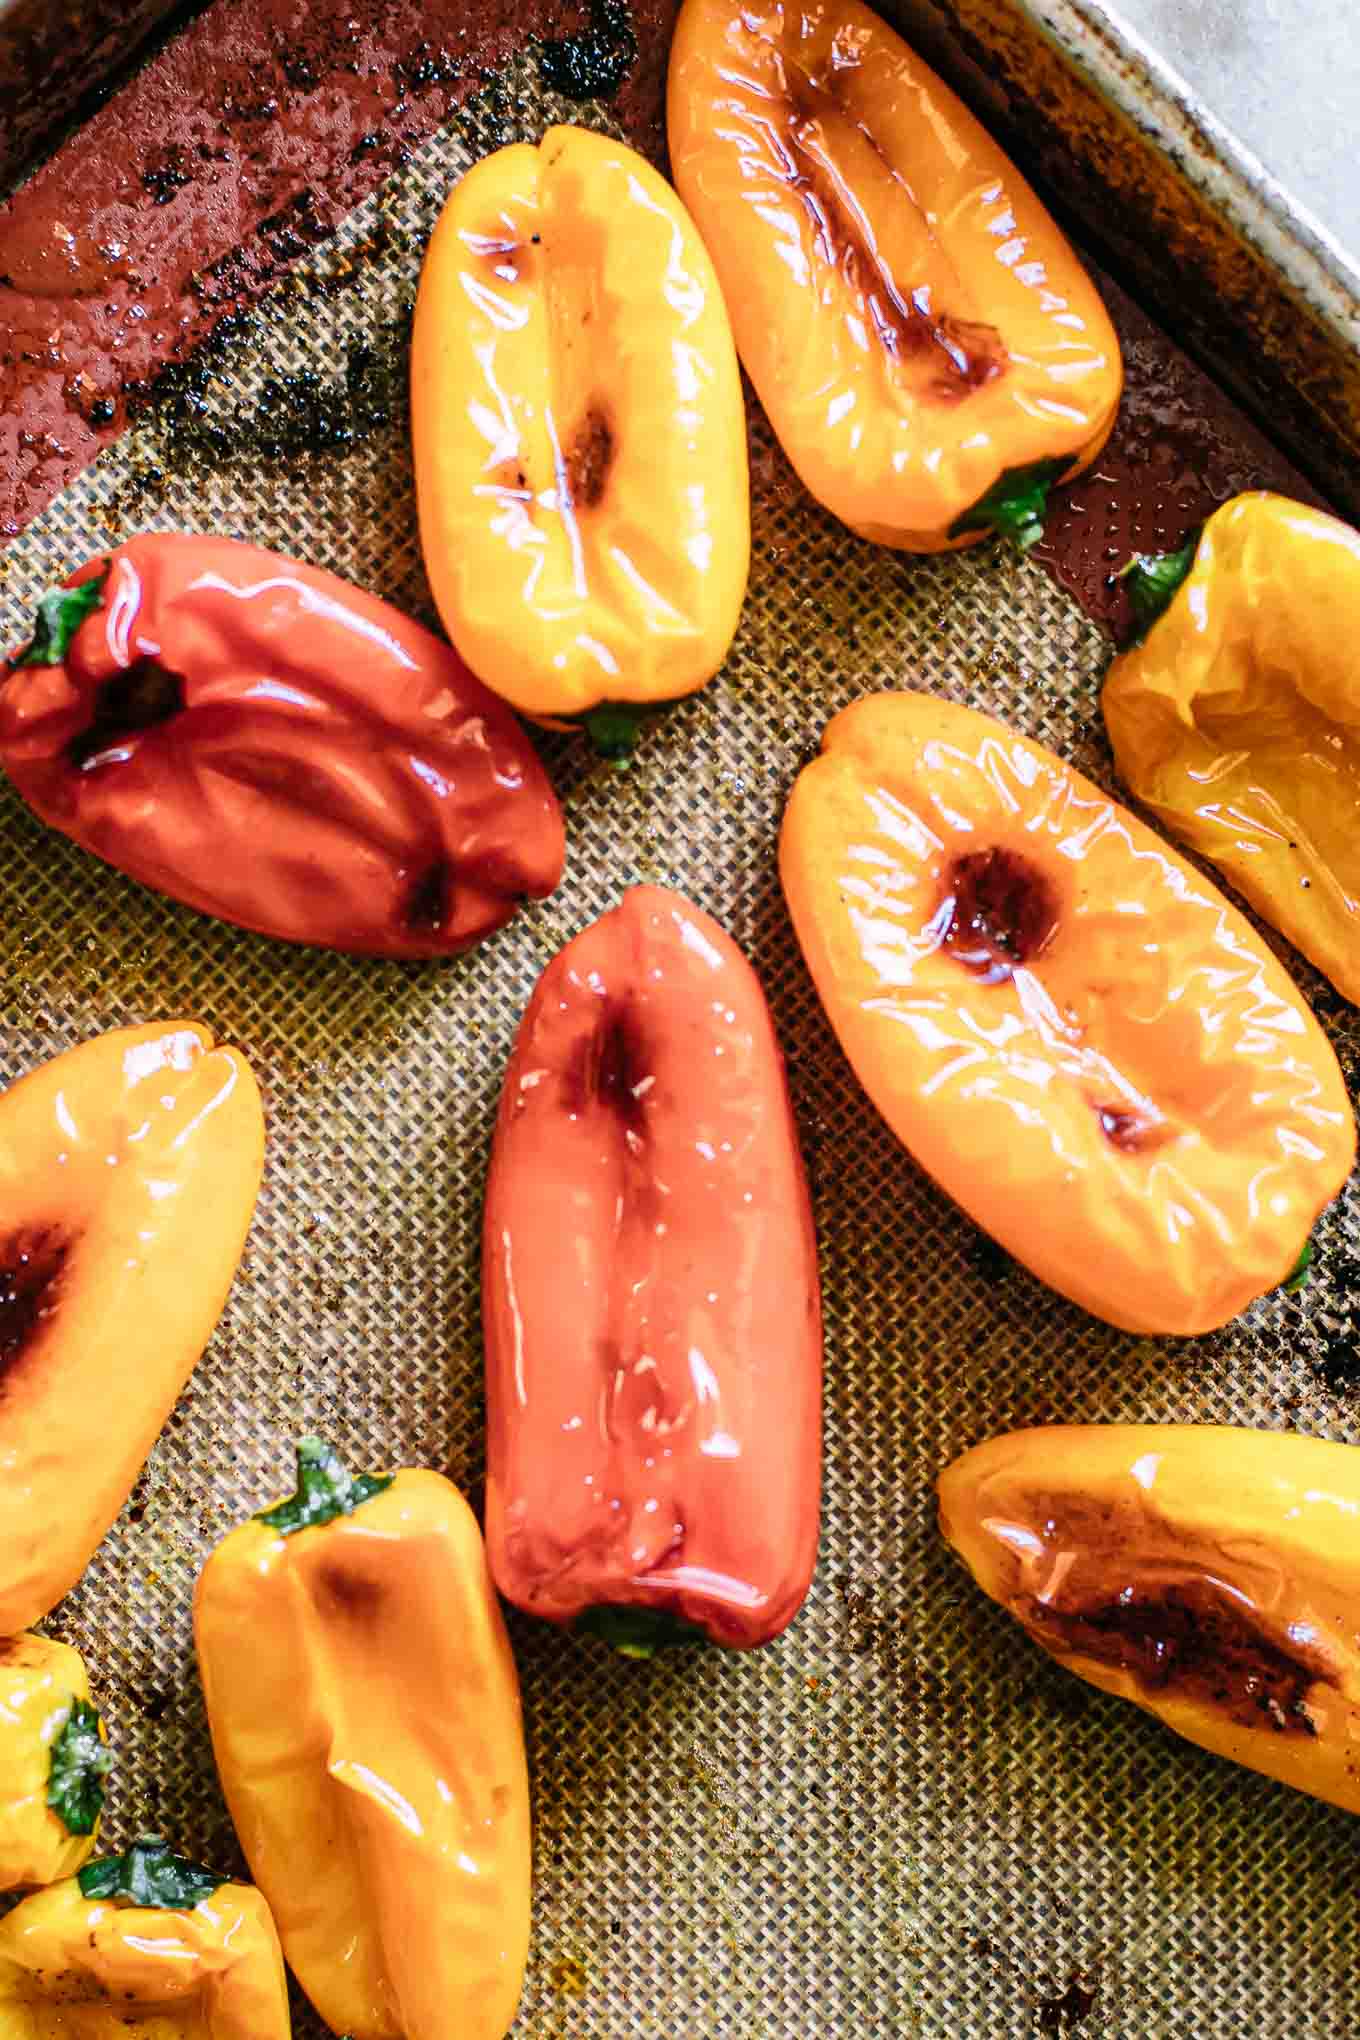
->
1110, 0, 1357, 252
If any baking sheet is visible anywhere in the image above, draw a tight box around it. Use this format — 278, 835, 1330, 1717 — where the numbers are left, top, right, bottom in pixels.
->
3, 45, 1360, 2040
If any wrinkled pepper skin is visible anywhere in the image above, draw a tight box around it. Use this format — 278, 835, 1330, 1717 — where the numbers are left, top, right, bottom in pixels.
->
780, 694, 1355, 1335
667, 0, 1123, 552
0, 1022, 263, 1632
411, 124, 750, 758
483, 885, 822, 1651
0, 1843, 290, 2037
0, 1635, 110, 1891
194, 1441, 532, 2040
940, 1424, 1360, 1816
0, 534, 565, 954
1104, 492, 1360, 1003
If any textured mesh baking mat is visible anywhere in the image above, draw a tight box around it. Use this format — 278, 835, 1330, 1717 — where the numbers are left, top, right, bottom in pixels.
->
2, 48, 1360, 2040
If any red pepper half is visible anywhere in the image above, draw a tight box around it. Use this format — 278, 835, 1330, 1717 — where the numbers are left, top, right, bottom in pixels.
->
0, 535, 565, 956
482, 884, 823, 1653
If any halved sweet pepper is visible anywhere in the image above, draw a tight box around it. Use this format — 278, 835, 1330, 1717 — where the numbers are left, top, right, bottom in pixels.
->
411, 123, 750, 759
483, 884, 822, 1650
194, 1439, 531, 2040
0, 1022, 263, 1632
0, 1633, 111, 1890
1104, 492, 1360, 1003
0, 1837, 290, 2035
667, 0, 1122, 551
0, 533, 565, 953
940, 1424, 1360, 1815
780, 693, 1355, 1334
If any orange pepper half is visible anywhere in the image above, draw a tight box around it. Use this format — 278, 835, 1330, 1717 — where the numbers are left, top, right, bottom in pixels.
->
668, 0, 1123, 551
411, 124, 750, 760
780, 693, 1355, 1335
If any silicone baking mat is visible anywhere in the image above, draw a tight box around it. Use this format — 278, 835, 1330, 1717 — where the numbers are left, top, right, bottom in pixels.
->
3, 46, 1359, 2040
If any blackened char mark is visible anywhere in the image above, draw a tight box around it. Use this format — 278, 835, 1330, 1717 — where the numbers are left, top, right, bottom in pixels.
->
403, 860, 454, 934
565, 408, 614, 511
775, 58, 1006, 395
934, 847, 1059, 984
0, 1225, 71, 1387
68, 658, 185, 770
1031, 1578, 1323, 1736
565, 999, 651, 1130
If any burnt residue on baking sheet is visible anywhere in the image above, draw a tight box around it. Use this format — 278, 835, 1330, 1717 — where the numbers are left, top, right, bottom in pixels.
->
0, 0, 677, 539
1037, 1971, 1099, 2032
539, 0, 638, 98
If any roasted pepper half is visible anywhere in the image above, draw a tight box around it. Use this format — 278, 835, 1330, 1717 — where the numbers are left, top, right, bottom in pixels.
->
940, 1424, 1360, 1815
667, 0, 1122, 551
0, 533, 565, 953
0, 1837, 291, 2036
411, 123, 750, 759
194, 1439, 531, 2040
0, 1633, 111, 1890
1104, 492, 1360, 1002
483, 884, 822, 1651
0, 1022, 263, 1632
780, 693, 1355, 1335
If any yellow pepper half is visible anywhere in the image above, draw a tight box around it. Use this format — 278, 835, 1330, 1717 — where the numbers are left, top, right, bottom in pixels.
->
0, 1022, 264, 1633
0, 1634, 111, 1891
194, 1440, 532, 2040
0, 1837, 291, 2037
411, 122, 750, 760
940, 1424, 1360, 1816
1104, 491, 1360, 1002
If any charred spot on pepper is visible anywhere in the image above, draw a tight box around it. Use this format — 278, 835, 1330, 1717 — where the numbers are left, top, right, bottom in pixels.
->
67, 660, 186, 771
0, 1226, 72, 1380
1095, 1103, 1171, 1155
566, 1001, 652, 1128
403, 860, 454, 934
565, 408, 615, 511
932, 848, 1060, 982
1028, 1579, 1324, 1737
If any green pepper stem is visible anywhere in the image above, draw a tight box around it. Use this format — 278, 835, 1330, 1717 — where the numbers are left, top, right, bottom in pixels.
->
78, 1837, 222, 1909
47, 1698, 113, 1836
1117, 533, 1199, 636
576, 1605, 710, 1656
12, 566, 110, 671
1281, 1238, 1315, 1294
256, 1436, 394, 1537
949, 457, 1071, 553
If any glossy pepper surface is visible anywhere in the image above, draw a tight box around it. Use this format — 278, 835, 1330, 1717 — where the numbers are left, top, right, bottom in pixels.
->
0, 1022, 263, 1632
667, 0, 1122, 552
411, 124, 750, 759
194, 1440, 531, 2040
0, 533, 565, 954
1104, 492, 1360, 1003
483, 884, 822, 1652
940, 1423, 1360, 1816
0, 1634, 111, 1891
780, 693, 1355, 1336
0, 1837, 290, 2037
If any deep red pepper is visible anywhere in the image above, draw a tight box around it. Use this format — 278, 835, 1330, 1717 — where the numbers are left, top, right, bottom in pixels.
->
0, 534, 565, 956
482, 884, 823, 1652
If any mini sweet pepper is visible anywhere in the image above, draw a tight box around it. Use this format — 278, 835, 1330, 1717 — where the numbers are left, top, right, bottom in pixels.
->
941, 1424, 1360, 1816
1104, 491, 1360, 1003
668, 0, 1122, 551
0, 1836, 291, 2035
411, 123, 750, 759
780, 692, 1355, 1335
194, 1439, 532, 2040
0, 1632, 111, 1891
